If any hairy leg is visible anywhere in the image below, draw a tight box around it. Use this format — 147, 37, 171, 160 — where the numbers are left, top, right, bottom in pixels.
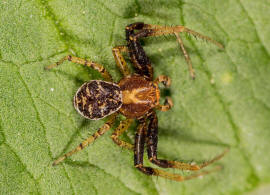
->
111, 118, 134, 150
146, 111, 228, 170
126, 22, 153, 79
134, 114, 225, 182
45, 55, 113, 82
112, 46, 131, 76
127, 22, 223, 79
53, 113, 117, 166
174, 32, 195, 79
134, 23, 224, 49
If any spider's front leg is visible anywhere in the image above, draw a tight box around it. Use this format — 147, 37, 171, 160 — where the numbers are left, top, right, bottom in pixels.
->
45, 55, 113, 82
146, 111, 229, 171
132, 23, 224, 49
112, 46, 131, 76
126, 22, 224, 79
126, 22, 154, 79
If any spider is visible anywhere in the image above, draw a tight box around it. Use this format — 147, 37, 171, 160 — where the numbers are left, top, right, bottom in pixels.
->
46, 22, 228, 182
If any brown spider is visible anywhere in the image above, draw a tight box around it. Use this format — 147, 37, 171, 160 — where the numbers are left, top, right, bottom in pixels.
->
46, 22, 228, 182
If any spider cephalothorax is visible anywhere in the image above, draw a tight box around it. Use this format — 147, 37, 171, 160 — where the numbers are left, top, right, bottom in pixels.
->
119, 75, 160, 118
46, 22, 228, 182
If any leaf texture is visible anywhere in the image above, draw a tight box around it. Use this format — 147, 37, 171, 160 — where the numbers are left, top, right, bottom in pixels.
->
0, 0, 270, 194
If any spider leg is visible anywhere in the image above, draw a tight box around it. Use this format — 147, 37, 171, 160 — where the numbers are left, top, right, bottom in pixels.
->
112, 46, 131, 76
125, 22, 145, 31
126, 22, 153, 79
154, 75, 173, 111
135, 23, 224, 49
146, 111, 229, 170
174, 32, 195, 79
128, 22, 223, 79
134, 117, 153, 174
52, 113, 117, 166
111, 118, 134, 150
134, 114, 224, 182
45, 55, 113, 82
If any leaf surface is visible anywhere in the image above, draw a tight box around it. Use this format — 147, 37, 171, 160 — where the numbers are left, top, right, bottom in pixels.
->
0, 0, 270, 194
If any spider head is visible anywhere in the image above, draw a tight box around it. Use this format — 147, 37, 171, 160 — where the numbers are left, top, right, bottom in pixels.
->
73, 80, 122, 120
118, 75, 160, 118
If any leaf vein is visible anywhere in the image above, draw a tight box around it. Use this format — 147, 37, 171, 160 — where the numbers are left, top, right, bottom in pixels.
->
179, 3, 261, 192
238, 0, 270, 58
3, 143, 42, 194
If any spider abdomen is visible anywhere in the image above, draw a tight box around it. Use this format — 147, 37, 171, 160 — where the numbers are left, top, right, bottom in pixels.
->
74, 80, 122, 120
118, 75, 160, 118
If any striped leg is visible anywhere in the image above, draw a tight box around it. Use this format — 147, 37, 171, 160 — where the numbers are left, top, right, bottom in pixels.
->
128, 22, 224, 79
45, 55, 113, 82
134, 23, 224, 49
134, 116, 224, 182
126, 22, 154, 79
52, 113, 117, 166
147, 111, 228, 171
111, 118, 134, 150
112, 46, 131, 76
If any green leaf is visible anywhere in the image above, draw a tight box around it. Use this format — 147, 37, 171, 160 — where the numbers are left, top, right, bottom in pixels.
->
1, 0, 269, 194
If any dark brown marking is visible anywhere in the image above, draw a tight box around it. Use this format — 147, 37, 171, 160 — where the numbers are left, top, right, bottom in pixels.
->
134, 118, 147, 166
134, 118, 157, 176
79, 143, 83, 149
136, 165, 155, 175
125, 22, 153, 79
74, 80, 122, 120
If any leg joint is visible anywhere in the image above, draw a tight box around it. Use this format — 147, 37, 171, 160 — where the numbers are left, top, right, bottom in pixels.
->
126, 22, 145, 31
112, 47, 119, 52
149, 157, 172, 168
135, 164, 155, 175
110, 134, 116, 138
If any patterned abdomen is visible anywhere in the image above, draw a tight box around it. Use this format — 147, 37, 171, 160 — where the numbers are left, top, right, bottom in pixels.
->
74, 80, 122, 120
